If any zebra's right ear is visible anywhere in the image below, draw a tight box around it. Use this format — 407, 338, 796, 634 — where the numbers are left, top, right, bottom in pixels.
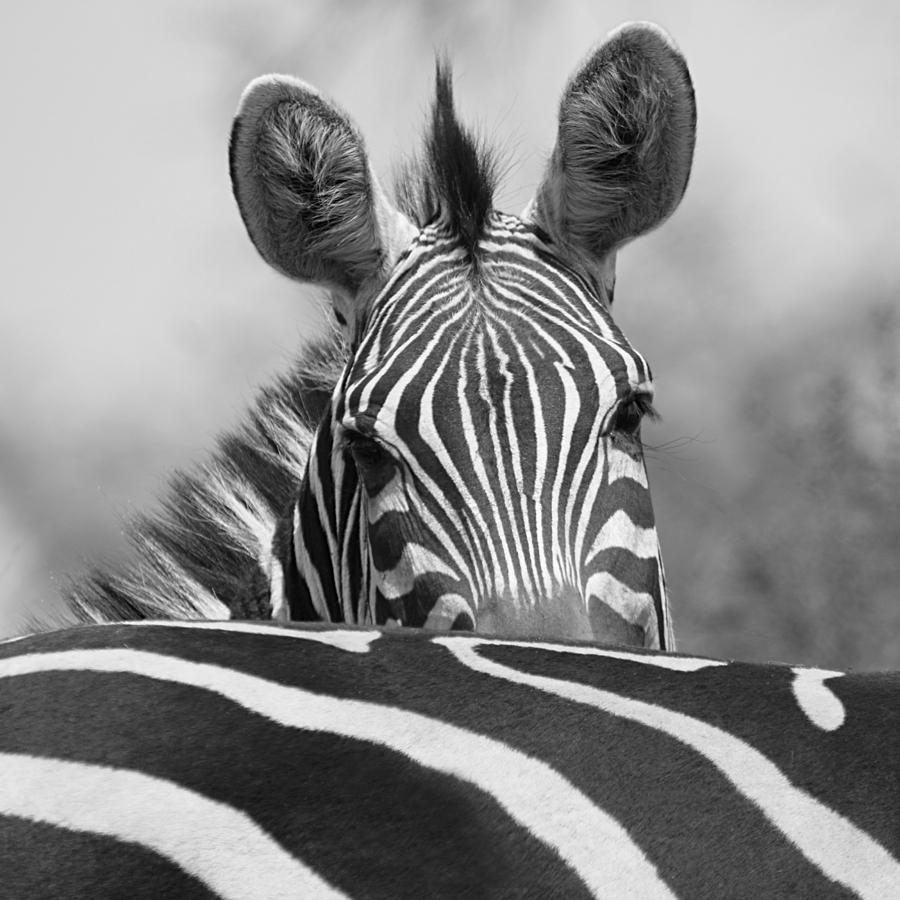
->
526, 23, 696, 280
230, 76, 416, 310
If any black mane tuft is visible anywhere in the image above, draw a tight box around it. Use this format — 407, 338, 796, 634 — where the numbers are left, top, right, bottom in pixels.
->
396, 60, 498, 263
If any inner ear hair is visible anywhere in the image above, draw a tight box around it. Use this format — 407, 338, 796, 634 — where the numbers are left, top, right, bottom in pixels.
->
536, 22, 696, 263
229, 76, 384, 292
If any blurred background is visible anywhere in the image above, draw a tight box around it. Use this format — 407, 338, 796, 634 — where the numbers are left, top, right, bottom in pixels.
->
2, 0, 899, 669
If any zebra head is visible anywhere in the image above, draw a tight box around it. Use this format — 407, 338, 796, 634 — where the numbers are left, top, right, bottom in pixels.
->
230, 24, 695, 649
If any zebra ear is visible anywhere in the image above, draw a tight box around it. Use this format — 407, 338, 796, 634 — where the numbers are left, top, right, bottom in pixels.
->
230, 76, 416, 305
526, 22, 696, 270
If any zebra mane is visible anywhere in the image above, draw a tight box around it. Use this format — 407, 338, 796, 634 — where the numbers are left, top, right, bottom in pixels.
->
395, 61, 498, 263
40, 62, 497, 632
45, 328, 347, 630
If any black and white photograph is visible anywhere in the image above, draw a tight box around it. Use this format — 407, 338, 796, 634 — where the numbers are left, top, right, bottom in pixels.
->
2, 2, 898, 896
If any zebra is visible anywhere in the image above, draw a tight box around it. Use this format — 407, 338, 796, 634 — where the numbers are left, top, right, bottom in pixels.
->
57, 21, 695, 651
7, 26, 898, 899
2, 620, 898, 898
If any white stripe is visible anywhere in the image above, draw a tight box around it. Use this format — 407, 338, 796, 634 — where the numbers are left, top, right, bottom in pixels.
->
469, 636, 726, 672
367, 469, 410, 518
657, 551, 675, 651
560, 395, 609, 579
423, 593, 475, 629
456, 327, 515, 596
584, 572, 657, 637
0, 649, 672, 900
477, 317, 534, 599
377, 543, 459, 602
549, 361, 581, 584
0, 633, 28, 645
339, 480, 364, 622
606, 445, 649, 487
585, 511, 660, 565
570, 439, 606, 577
438, 638, 900, 900
129, 621, 380, 654
269, 558, 288, 622
791, 667, 846, 731
472, 328, 522, 594
0, 752, 348, 900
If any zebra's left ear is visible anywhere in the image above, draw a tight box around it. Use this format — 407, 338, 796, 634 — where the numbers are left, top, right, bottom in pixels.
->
525, 23, 696, 284
230, 75, 416, 317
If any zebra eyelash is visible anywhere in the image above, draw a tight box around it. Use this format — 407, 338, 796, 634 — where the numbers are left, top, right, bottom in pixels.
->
606, 393, 660, 437
629, 393, 660, 423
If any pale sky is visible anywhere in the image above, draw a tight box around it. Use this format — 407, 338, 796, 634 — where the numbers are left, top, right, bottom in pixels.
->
1, 0, 899, 636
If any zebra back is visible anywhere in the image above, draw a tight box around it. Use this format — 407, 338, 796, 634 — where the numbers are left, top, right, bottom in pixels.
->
2, 621, 898, 898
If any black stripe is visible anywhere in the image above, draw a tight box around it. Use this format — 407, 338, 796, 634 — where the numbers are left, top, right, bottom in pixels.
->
5, 625, 893, 898
2, 817, 217, 900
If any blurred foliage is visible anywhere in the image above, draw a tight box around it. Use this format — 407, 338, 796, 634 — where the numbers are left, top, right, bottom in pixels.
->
680, 303, 900, 670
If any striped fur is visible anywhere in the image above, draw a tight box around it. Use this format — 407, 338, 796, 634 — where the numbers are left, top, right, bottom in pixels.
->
3, 622, 898, 898
293, 214, 670, 646
52, 23, 695, 652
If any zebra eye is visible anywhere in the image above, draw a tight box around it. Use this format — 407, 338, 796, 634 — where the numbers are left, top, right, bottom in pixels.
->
345, 432, 392, 472
611, 394, 659, 436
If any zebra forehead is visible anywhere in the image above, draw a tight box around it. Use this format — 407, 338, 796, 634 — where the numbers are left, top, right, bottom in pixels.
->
345, 219, 649, 384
